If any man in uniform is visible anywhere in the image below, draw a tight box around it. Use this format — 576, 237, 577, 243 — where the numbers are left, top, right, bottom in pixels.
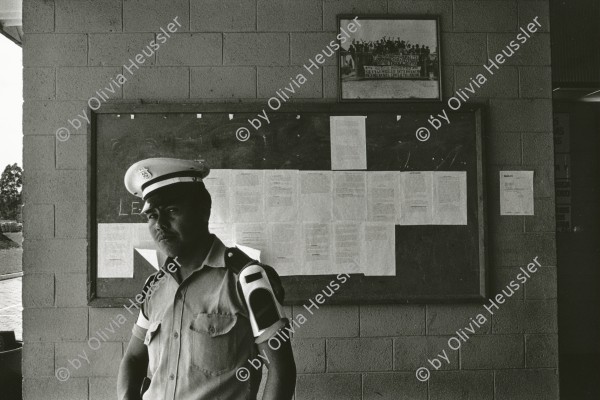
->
117, 158, 296, 400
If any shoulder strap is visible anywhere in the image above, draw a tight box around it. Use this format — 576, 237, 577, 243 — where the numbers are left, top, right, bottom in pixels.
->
224, 246, 285, 303
223, 246, 256, 274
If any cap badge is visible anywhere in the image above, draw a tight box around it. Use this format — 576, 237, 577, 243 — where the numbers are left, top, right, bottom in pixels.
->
138, 167, 153, 180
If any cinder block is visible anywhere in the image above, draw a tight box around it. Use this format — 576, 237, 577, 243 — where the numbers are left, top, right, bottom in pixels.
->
257, 0, 322, 31
525, 334, 558, 367
123, 0, 189, 32
295, 373, 361, 400
224, 33, 289, 66
518, 1, 550, 32
23, 135, 56, 170
491, 232, 556, 267
454, 66, 518, 98
23, 34, 87, 67
323, 66, 337, 99
22, 341, 55, 377
388, 0, 453, 32
429, 371, 494, 400
56, 134, 87, 170
55, 273, 88, 307
22, 169, 87, 204
22, 273, 55, 307
122, 67, 189, 99
156, 33, 222, 66
489, 99, 553, 132
191, 0, 256, 32
530, 164, 555, 198
89, 33, 157, 66
487, 33, 551, 66
442, 33, 487, 65
519, 66, 552, 98
291, 305, 359, 338
56, 0, 122, 33
492, 300, 557, 334
327, 338, 392, 372
257, 67, 322, 99
488, 210, 524, 236
291, 33, 339, 66
55, 202, 87, 239
360, 305, 425, 336
495, 369, 559, 400
486, 130, 522, 166
394, 336, 458, 371
23, 307, 88, 341
190, 67, 256, 98
22, 0, 55, 33
90, 308, 138, 342
492, 267, 525, 300
363, 372, 426, 400
23, 377, 88, 400
525, 267, 557, 299
323, 0, 387, 30
23, 239, 87, 273
427, 304, 491, 335
57, 67, 123, 100
55, 341, 122, 377
522, 132, 553, 165
525, 197, 555, 232
23, 100, 90, 136
442, 66, 454, 98
461, 335, 524, 369
23, 68, 55, 100
454, 1, 517, 32
291, 338, 325, 373
23, 204, 55, 240
90, 377, 118, 400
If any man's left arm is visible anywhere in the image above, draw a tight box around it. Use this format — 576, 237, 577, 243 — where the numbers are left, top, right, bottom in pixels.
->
257, 323, 296, 400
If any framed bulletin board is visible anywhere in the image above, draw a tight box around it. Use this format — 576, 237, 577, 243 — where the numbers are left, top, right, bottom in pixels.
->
88, 102, 487, 307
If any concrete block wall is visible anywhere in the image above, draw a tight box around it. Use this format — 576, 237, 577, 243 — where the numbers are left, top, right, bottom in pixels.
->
21, 0, 557, 399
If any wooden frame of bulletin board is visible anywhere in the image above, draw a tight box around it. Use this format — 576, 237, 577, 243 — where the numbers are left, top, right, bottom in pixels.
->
88, 102, 487, 307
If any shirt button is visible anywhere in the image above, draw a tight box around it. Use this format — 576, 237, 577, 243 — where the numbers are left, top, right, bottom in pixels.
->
174, 331, 179, 339
227, 252, 233, 258
208, 326, 215, 334
169, 374, 175, 380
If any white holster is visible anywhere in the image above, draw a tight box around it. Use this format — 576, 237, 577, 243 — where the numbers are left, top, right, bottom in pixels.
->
238, 264, 286, 338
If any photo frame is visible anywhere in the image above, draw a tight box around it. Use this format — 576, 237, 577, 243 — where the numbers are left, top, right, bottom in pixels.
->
338, 15, 442, 102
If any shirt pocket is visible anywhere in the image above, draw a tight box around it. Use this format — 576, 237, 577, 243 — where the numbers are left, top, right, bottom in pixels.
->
144, 321, 162, 374
189, 313, 239, 376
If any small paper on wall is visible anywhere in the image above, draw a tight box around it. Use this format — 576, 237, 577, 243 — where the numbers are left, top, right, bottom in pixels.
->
330, 116, 367, 170
97, 223, 134, 278
500, 171, 534, 215
433, 171, 467, 225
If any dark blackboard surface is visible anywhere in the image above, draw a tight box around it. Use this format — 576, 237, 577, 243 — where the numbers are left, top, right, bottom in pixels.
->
89, 102, 487, 306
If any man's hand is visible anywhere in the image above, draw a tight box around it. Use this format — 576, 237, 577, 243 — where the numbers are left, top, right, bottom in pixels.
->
257, 324, 296, 400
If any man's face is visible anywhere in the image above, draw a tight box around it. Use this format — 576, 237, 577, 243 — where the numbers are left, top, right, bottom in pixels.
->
143, 192, 209, 258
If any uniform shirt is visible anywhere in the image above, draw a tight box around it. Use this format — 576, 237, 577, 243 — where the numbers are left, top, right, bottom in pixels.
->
131, 234, 286, 400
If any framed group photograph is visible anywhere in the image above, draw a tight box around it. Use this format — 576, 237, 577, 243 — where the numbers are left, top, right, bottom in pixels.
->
338, 15, 442, 102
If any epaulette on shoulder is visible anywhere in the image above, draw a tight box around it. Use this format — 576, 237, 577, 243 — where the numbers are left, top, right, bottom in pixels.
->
224, 246, 256, 274
138, 272, 160, 304
225, 247, 286, 303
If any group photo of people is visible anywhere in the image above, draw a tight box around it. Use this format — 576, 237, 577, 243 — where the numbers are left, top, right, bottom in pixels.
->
338, 17, 441, 101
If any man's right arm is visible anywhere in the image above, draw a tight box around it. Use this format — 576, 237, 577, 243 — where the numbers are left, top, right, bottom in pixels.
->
117, 333, 149, 400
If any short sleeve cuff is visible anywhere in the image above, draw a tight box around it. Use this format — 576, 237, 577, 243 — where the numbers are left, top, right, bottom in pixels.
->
132, 323, 148, 342
255, 318, 288, 344
131, 312, 150, 341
